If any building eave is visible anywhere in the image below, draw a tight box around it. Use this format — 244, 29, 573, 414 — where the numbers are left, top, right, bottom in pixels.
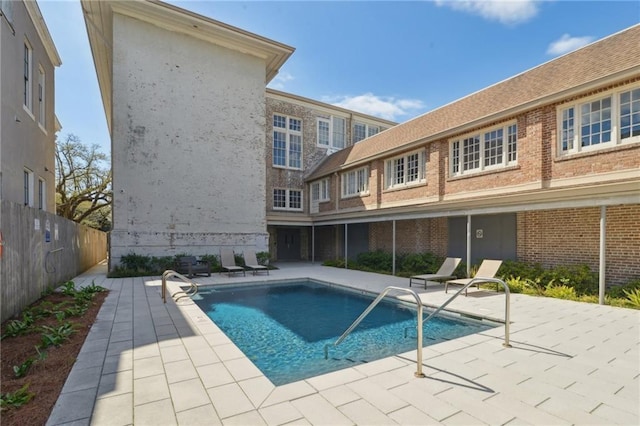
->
309, 179, 640, 226
81, 0, 294, 136
24, 0, 62, 66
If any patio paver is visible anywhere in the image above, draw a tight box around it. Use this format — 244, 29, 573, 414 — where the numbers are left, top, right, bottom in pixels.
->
46, 261, 639, 425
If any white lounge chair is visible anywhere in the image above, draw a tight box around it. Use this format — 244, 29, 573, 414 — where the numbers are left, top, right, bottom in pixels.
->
243, 249, 269, 275
409, 257, 462, 289
445, 259, 503, 296
220, 248, 245, 277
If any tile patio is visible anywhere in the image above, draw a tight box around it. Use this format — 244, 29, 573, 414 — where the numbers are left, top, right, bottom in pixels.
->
47, 261, 639, 425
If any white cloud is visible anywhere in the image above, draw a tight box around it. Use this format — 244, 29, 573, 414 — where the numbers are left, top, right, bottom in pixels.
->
546, 33, 595, 56
326, 93, 426, 121
269, 71, 294, 90
435, 0, 539, 25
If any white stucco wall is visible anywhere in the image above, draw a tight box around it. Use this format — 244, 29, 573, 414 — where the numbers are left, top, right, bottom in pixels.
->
0, 0, 57, 212
110, 13, 268, 264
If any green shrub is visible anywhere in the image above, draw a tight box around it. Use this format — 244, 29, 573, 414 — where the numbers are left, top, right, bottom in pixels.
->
200, 254, 221, 271
607, 278, 640, 299
1, 383, 35, 410
504, 276, 527, 294
623, 288, 640, 308
544, 282, 577, 300
356, 250, 393, 272
399, 252, 441, 275
256, 251, 271, 266
544, 265, 597, 296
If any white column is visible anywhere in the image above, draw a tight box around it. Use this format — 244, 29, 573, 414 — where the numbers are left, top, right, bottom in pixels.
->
344, 223, 348, 269
599, 206, 606, 305
392, 220, 396, 276
311, 225, 315, 264
466, 214, 472, 277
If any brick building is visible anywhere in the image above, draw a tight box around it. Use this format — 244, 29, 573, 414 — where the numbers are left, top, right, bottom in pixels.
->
305, 25, 640, 285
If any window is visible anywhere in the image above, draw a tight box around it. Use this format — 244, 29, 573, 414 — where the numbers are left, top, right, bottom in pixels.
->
24, 41, 32, 111
24, 169, 33, 206
559, 86, 640, 154
317, 116, 345, 149
38, 178, 45, 210
450, 122, 518, 176
273, 189, 303, 211
353, 123, 380, 143
385, 150, 426, 189
273, 114, 302, 169
341, 167, 369, 198
38, 66, 45, 127
311, 178, 330, 202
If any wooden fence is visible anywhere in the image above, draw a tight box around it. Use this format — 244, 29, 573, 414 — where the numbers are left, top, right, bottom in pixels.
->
0, 200, 107, 322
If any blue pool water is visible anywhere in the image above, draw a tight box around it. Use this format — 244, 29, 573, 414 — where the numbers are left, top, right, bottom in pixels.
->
193, 280, 497, 385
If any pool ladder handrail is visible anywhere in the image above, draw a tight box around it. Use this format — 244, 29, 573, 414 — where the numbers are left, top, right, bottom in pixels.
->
161, 270, 198, 303
323, 286, 426, 378
324, 278, 512, 379
421, 277, 511, 348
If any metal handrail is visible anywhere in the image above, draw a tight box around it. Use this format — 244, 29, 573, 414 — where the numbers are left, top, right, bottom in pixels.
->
323, 286, 426, 378
161, 270, 198, 303
422, 277, 511, 348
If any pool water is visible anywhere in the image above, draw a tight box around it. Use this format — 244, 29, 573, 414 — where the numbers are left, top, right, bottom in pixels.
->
193, 280, 496, 385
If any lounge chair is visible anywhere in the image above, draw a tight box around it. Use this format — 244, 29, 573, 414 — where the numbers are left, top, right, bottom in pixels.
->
445, 259, 503, 296
243, 249, 269, 275
174, 256, 211, 278
220, 248, 246, 277
409, 257, 462, 289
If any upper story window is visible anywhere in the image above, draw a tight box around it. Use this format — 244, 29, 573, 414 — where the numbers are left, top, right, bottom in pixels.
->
24, 168, 33, 206
24, 40, 32, 111
38, 178, 45, 210
341, 166, 369, 198
38, 66, 45, 128
317, 116, 345, 149
353, 123, 380, 143
385, 150, 426, 189
450, 122, 517, 176
311, 178, 330, 202
273, 114, 302, 169
559, 86, 640, 155
273, 188, 302, 211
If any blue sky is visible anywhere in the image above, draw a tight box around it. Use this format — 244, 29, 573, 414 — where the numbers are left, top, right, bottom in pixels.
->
39, 0, 640, 154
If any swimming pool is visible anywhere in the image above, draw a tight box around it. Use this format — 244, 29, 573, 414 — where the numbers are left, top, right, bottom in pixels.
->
193, 279, 497, 385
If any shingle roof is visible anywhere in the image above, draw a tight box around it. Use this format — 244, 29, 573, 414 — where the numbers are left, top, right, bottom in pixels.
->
306, 24, 640, 181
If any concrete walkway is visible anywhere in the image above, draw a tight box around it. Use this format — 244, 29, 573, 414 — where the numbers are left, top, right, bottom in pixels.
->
47, 261, 639, 425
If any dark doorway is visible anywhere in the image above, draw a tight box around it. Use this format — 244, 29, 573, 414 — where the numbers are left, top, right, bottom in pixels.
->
277, 228, 301, 260
448, 213, 516, 265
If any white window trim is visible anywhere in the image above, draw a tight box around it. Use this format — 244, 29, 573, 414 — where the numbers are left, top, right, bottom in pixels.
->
38, 177, 46, 210
557, 84, 640, 156
317, 115, 346, 149
341, 166, 369, 198
23, 40, 32, 113
38, 65, 46, 131
353, 122, 382, 144
273, 188, 303, 211
449, 121, 518, 177
310, 178, 330, 202
384, 149, 426, 190
24, 168, 34, 207
272, 114, 303, 170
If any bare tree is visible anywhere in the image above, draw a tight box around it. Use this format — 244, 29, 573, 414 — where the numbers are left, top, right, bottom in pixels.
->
55, 134, 112, 229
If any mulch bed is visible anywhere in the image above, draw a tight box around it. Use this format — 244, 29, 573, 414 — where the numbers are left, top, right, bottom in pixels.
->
1, 291, 108, 426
